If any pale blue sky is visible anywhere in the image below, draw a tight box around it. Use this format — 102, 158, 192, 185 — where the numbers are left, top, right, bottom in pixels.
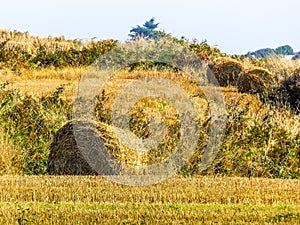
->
0, 0, 299, 54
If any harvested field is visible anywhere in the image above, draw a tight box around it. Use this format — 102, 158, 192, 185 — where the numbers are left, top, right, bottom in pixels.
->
0, 176, 299, 224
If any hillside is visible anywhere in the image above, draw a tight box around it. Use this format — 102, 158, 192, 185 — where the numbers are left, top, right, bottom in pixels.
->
0, 29, 299, 179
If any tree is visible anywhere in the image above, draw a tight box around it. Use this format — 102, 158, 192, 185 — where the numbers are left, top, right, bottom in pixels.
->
275, 45, 294, 55
246, 45, 295, 58
129, 18, 165, 40
246, 48, 276, 58
292, 52, 300, 60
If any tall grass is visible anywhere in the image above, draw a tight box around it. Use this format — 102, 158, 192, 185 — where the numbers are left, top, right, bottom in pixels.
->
0, 29, 299, 177
0, 69, 298, 177
0, 83, 71, 174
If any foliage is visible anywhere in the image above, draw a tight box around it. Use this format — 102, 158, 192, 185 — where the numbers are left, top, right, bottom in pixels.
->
246, 45, 294, 58
246, 48, 276, 58
206, 107, 300, 178
270, 73, 300, 114
187, 39, 224, 60
128, 18, 167, 40
0, 29, 118, 71
292, 52, 300, 60
275, 45, 294, 55
280, 73, 300, 113
0, 84, 71, 174
181, 101, 300, 179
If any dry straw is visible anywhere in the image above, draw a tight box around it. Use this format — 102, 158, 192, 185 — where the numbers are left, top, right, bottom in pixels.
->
209, 57, 245, 87
47, 120, 97, 175
47, 117, 182, 175
47, 69, 212, 176
47, 120, 146, 175
237, 67, 274, 94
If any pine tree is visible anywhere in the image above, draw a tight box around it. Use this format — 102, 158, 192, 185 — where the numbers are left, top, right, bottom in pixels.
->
129, 18, 165, 40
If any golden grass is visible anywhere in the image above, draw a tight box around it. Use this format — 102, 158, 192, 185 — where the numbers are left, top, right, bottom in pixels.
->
223, 87, 300, 135
1, 67, 298, 131
0, 67, 83, 102
0, 176, 299, 224
0, 29, 81, 54
0, 129, 22, 175
1, 68, 298, 142
241, 57, 300, 81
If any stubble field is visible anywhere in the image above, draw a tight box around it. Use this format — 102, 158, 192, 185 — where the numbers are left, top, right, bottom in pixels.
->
0, 175, 299, 225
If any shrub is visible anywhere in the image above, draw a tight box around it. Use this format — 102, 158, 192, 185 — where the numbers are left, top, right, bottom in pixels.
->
0, 84, 71, 174
265, 73, 300, 114
201, 106, 300, 178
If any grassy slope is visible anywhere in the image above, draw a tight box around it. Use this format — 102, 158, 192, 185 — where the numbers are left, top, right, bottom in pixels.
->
0, 29, 299, 224
0, 68, 299, 177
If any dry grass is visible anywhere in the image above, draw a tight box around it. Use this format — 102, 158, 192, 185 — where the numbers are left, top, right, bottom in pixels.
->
47, 120, 143, 175
0, 129, 22, 175
0, 176, 299, 224
0, 29, 83, 54
0, 67, 83, 102
241, 57, 300, 81
1, 68, 299, 176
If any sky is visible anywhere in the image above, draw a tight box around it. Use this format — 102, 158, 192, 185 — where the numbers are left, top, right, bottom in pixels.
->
0, 0, 299, 55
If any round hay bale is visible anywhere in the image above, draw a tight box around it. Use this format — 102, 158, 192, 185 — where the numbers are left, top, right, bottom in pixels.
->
47, 117, 182, 175
237, 67, 274, 94
47, 121, 97, 175
47, 120, 139, 175
245, 67, 274, 83
237, 72, 267, 94
208, 57, 245, 87
280, 73, 300, 113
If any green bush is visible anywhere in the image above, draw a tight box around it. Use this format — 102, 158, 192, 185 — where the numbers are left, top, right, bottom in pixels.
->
0, 39, 118, 71
200, 106, 300, 178
0, 84, 71, 174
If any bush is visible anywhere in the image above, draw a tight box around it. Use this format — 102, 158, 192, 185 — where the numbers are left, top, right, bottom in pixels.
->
200, 106, 300, 178
0, 37, 118, 71
0, 84, 71, 174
